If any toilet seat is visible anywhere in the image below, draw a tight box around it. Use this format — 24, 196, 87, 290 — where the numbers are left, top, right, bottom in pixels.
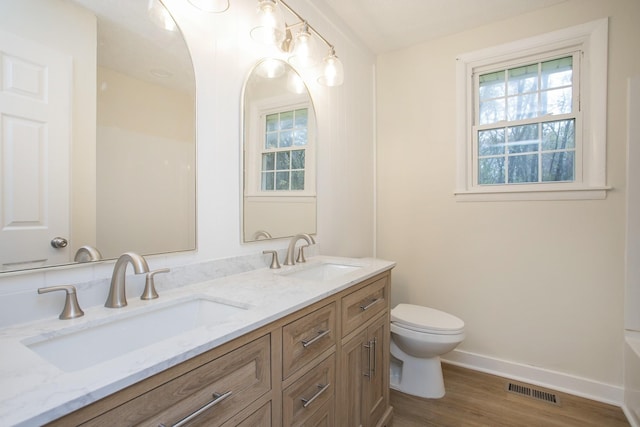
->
391, 303, 464, 335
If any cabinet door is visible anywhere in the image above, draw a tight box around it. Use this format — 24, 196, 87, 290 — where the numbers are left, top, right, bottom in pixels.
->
365, 314, 389, 426
338, 329, 368, 426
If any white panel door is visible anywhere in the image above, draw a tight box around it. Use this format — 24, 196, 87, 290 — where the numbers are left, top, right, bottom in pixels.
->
0, 30, 72, 270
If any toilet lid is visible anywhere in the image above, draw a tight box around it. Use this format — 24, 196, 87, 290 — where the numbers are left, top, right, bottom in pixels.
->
391, 303, 464, 334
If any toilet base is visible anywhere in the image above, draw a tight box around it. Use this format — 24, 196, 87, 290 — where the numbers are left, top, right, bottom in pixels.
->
390, 340, 446, 398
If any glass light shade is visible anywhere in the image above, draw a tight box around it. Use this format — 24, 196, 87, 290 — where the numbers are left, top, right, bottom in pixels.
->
147, 0, 177, 32
318, 48, 344, 87
188, 0, 229, 13
255, 58, 286, 79
250, 0, 286, 45
288, 24, 318, 69
287, 71, 306, 94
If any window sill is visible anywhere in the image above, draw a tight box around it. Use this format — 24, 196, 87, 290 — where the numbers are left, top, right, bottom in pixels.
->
454, 186, 611, 202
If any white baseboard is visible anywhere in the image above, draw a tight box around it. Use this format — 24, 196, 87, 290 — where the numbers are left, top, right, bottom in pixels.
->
623, 405, 640, 427
442, 349, 625, 407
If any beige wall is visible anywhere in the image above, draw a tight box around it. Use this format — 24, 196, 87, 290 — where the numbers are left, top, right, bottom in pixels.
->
96, 67, 196, 258
377, 0, 640, 390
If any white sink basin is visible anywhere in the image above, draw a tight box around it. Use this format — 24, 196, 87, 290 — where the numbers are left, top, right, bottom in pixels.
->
23, 297, 248, 372
283, 263, 361, 281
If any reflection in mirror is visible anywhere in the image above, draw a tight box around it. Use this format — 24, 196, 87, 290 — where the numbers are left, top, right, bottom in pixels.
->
242, 59, 317, 242
0, 0, 196, 273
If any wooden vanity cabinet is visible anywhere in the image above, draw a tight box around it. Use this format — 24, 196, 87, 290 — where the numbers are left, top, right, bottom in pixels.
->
339, 275, 392, 427
47, 334, 272, 427
47, 270, 392, 427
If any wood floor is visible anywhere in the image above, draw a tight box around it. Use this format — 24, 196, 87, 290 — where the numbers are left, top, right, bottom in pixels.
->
390, 363, 630, 427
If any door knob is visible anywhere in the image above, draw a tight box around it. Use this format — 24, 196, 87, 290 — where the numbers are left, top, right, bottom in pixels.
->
50, 237, 68, 248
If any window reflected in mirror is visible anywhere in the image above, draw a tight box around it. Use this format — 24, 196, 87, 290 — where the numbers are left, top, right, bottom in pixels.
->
243, 59, 317, 242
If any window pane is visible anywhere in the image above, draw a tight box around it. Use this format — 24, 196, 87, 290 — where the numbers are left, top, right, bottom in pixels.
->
478, 128, 505, 156
478, 157, 505, 185
508, 64, 538, 96
276, 171, 289, 190
295, 108, 308, 127
479, 99, 505, 125
542, 119, 575, 150
291, 171, 305, 190
280, 111, 294, 130
507, 93, 538, 120
541, 56, 572, 90
507, 124, 539, 154
266, 114, 278, 132
262, 153, 274, 171
291, 149, 305, 169
261, 171, 274, 190
508, 154, 538, 183
541, 87, 572, 115
265, 132, 277, 149
294, 129, 308, 146
276, 151, 290, 170
479, 71, 505, 100
280, 130, 293, 147
542, 151, 574, 182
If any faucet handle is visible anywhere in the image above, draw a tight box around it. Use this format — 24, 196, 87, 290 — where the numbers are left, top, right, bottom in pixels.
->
141, 268, 170, 300
38, 285, 85, 320
296, 245, 309, 263
263, 250, 281, 269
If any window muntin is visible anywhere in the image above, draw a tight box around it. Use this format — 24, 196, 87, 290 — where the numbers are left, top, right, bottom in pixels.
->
261, 108, 308, 191
474, 54, 578, 186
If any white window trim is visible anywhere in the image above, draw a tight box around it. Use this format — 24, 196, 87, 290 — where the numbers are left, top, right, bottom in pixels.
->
455, 18, 610, 201
245, 93, 316, 198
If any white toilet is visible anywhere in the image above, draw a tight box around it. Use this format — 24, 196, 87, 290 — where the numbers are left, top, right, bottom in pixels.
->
389, 303, 465, 399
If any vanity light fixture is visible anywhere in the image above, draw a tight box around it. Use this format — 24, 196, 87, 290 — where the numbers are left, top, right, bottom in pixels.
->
188, 0, 230, 13
250, 0, 287, 45
147, 0, 177, 32
287, 71, 306, 94
288, 22, 318, 69
318, 46, 344, 87
250, 0, 344, 87
255, 58, 286, 78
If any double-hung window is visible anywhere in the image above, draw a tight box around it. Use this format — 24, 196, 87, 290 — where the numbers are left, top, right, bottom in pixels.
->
261, 108, 309, 192
456, 19, 609, 201
245, 94, 316, 198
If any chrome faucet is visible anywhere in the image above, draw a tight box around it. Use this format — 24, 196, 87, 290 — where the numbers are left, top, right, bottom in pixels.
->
284, 234, 316, 266
105, 252, 150, 308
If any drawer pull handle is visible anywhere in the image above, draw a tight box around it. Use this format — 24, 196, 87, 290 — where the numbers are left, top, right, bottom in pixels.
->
301, 329, 331, 348
168, 390, 232, 427
301, 383, 330, 408
360, 298, 380, 311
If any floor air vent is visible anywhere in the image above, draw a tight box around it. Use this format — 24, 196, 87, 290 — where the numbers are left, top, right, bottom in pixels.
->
506, 382, 560, 406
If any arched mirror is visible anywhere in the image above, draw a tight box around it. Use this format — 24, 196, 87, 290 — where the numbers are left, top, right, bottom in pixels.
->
242, 59, 317, 242
0, 0, 196, 273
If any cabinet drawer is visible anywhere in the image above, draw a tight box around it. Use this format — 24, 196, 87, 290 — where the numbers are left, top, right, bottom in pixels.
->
299, 399, 334, 427
85, 335, 271, 427
283, 354, 335, 426
341, 275, 389, 337
283, 302, 336, 379
221, 401, 271, 427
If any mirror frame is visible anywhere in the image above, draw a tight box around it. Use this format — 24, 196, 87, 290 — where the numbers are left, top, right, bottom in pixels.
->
0, 0, 197, 273
241, 58, 317, 243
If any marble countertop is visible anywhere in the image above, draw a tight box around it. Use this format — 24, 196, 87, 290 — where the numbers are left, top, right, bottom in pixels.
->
0, 256, 395, 427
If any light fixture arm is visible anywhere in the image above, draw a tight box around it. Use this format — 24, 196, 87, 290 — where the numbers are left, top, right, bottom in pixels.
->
279, 0, 333, 50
